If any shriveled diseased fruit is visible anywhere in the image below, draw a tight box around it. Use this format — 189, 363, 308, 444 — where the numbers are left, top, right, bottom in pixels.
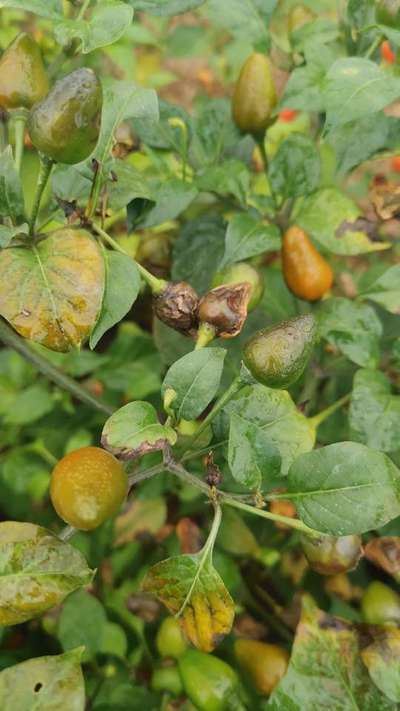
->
0, 33, 49, 111
198, 283, 251, 339
50, 447, 128, 531
156, 617, 188, 659
301, 534, 363, 575
376, 0, 400, 28
234, 639, 289, 696
154, 281, 199, 335
212, 262, 264, 312
361, 581, 400, 625
282, 225, 333, 302
28, 68, 102, 164
178, 649, 242, 711
232, 53, 277, 138
243, 314, 317, 389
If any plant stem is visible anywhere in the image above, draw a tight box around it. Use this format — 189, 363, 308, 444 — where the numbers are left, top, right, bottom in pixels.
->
0, 319, 114, 416
181, 375, 244, 452
13, 115, 26, 174
309, 393, 351, 429
365, 33, 383, 59
29, 157, 54, 235
224, 496, 321, 538
128, 462, 166, 488
92, 222, 167, 294
77, 0, 91, 20
195, 322, 216, 350
59, 525, 77, 541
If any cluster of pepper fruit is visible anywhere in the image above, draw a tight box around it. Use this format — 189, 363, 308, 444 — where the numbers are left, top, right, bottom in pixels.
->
1, 3, 400, 709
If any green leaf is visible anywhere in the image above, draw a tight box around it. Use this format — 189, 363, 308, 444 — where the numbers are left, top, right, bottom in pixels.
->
295, 188, 391, 255
126, 0, 206, 16
0, 223, 29, 249
196, 160, 250, 206
0, 147, 25, 223
99, 621, 128, 659
0, 0, 62, 18
4, 384, 54, 425
220, 213, 280, 269
287, 442, 400, 535
0, 521, 94, 625
269, 133, 320, 201
324, 58, 400, 130
326, 114, 397, 175
138, 178, 197, 229
259, 266, 298, 322
362, 629, 400, 703
58, 590, 107, 661
0, 648, 85, 711
101, 401, 177, 459
268, 596, 396, 710
172, 215, 226, 293
349, 369, 400, 453
318, 297, 382, 368
162, 348, 226, 421
279, 59, 327, 112
214, 384, 316, 475
133, 99, 191, 150
191, 98, 240, 168
358, 264, 400, 314
142, 552, 234, 652
0, 229, 105, 352
204, 0, 270, 44
54, 2, 133, 54
90, 252, 140, 349
228, 413, 281, 490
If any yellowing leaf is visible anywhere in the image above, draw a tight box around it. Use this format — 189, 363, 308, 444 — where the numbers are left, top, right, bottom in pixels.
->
114, 496, 167, 546
0, 521, 94, 625
142, 553, 234, 652
0, 228, 105, 352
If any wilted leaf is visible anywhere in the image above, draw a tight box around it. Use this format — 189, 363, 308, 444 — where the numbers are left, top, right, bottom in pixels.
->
101, 401, 177, 459
54, 2, 133, 54
362, 629, 400, 703
90, 251, 140, 349
287, 442, 400, 535
364, 537, 400, 583
0, 648, 85, 711
142, 552, 234, 652
228, 413, 281, 491
162, 348, 226, 421
268, 596, 396, 710
318, 297, 382, 368
0, 521, 94, 625
115, 496, 167, 546
349, 369, 400, 452
214, 384, 316, 475
220, 213, 280, 269
0, 229, 105, 352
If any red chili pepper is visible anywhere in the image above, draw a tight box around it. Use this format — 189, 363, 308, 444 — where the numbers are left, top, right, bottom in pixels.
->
391, 156, 400, 172
381, 40, 396, 64
279, 108, 298, 122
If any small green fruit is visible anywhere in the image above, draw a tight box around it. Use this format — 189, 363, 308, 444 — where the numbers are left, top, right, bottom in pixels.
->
301, 534, 362, 575
232, 53, 277, 138
178, 650, 241, 711
156, 617, 188, 659
212, 263, 264, 312
361, 581, 400, 625
151, 665, 183, 696
243, 314, 317, 388
28, 68, 102, 164
0, 33, 49, 110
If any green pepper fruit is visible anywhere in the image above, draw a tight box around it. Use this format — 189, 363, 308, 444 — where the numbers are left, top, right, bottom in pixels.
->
212, 263, 264, 312
243, 314, 317, 389
0, 33, 49, 111
156, 617, 188, 659
232, 53, 277, 138
361, 581, 400, 625
178, 650, 244, 711
28, 68, 102, 164
376, 0, 400, 27
151, 665, 183, 696
301, 534, 362, 575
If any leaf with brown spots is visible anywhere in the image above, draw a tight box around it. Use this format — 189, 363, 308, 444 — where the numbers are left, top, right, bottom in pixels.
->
101, 401, 177, 460
114, 496, 167, 546
0, 228, 105, 352
361, 628, 400, 703
364, 537, 400, 583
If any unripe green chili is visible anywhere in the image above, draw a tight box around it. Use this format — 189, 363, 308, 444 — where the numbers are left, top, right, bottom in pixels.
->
232, 53, 277, 138
178, 649, 244, 711
361, 581, 400, 625
243, 314, 317, 388
28, 68, 102, 165
0, 33, 49, 111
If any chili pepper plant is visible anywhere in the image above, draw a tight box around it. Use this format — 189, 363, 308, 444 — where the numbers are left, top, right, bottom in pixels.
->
0, 0, 400, 709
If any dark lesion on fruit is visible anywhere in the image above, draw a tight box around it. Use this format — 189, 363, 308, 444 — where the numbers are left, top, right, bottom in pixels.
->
154, 281, 199, 336
197, 282, 251, 338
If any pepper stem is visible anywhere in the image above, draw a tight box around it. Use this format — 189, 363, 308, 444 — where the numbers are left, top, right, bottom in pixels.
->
29, 156, 54, 235
92, 222, 167, 294
13, 114, 26, 175
195, 322, 216, 350
309, 393, 351, 429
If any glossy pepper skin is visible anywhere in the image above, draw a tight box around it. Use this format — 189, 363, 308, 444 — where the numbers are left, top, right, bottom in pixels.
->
178, 650, 243, 711
50, 446, 127, 531
232, 53, 277, 138
156, 617, 188, 659
234, 639, 289, 696
212, 262, 264, 312
28, 68, 102, 164
243, 314, 317, 389
301, 534, 362, 575
361, 581, 400, 625
376, 0, 400, 27
282, 225, 333, 302
0, 33, 49, 111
